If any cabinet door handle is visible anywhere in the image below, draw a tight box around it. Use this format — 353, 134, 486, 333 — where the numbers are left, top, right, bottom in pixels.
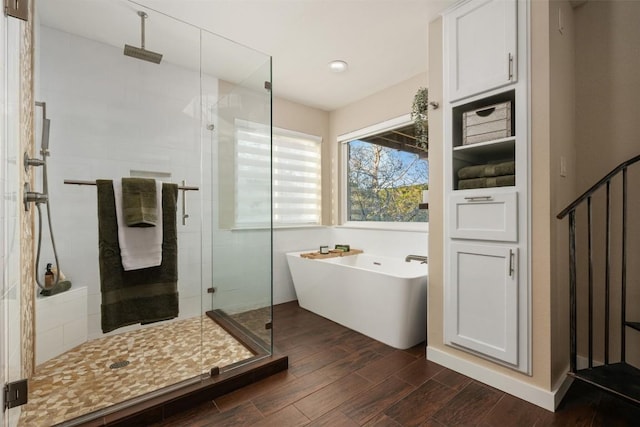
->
508, 53, 514, 81
464, 195, 493, 202
509, 249, 515, 277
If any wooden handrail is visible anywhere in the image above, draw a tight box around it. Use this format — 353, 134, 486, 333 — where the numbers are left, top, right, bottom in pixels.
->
557, 153, 640, 219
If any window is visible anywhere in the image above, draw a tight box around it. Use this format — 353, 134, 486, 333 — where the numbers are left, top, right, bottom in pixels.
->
342, 119, 428, 224
235, 119, 322, 227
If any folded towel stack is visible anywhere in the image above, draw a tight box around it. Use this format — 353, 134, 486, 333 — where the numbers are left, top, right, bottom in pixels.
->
457, 161, 515, 190
114, 179, 164, 271
122, 178, 157, 227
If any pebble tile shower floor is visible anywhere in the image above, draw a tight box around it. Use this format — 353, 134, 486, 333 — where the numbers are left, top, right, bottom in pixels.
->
18, 315, 254, 426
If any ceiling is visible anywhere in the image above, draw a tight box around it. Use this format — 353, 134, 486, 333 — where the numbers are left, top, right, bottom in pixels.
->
37, 0, 456, 111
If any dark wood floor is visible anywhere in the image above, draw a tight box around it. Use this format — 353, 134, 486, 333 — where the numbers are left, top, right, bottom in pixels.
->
151, 302, 640, 426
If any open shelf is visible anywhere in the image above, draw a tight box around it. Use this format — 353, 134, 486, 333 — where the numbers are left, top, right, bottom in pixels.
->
570, 363, 640, 405
453, 137, 515, 163
451, 90, 516, 191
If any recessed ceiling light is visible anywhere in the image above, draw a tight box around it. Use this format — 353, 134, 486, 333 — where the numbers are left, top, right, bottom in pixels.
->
328, 60, 348, 73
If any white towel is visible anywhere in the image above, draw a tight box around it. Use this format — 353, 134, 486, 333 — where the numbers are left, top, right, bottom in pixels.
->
113, 179, 163, 271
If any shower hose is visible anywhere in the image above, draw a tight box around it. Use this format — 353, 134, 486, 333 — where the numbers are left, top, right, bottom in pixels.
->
34, 160, 61, 290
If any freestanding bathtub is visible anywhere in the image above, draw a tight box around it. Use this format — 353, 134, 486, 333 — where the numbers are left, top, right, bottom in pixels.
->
286, 251, 428, 349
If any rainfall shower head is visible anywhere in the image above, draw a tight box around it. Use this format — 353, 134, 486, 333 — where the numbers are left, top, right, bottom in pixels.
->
124, 45, 163, 64
124, 11, 163, 64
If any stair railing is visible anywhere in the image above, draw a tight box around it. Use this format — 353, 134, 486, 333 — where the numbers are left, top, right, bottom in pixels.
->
557, 153, 640, 403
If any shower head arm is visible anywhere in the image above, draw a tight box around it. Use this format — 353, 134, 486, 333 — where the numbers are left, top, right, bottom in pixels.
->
138, 11, 147, 50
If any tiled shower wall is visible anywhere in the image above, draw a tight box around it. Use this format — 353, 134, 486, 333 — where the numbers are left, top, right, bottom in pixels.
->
19, 0, 35, 379
37, 26, 215, 340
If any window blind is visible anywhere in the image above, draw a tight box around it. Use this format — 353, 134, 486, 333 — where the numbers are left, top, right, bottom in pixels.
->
235, 119, 322, 227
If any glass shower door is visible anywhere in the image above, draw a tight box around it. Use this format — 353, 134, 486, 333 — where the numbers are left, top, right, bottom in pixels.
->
2, 11, 26, 427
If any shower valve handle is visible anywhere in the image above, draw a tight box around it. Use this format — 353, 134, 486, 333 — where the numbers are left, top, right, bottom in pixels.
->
25, 191, 48, 204
23, 182, 48, 211
24, 152, 45, 171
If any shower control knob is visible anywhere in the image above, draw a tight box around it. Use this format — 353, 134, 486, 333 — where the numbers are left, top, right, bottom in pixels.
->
24, 152, 45, 171
23, 182, 48, 211
25, 191, 48, 204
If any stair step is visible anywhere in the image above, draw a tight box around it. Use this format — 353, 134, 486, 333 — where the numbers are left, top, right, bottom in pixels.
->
571, 363, 640, 405
625, 322, 640, 332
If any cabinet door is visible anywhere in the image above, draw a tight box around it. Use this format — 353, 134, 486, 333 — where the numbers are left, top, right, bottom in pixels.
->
449, 191, 518, 242
446, 243, 518, 364
446, 0, 517, 101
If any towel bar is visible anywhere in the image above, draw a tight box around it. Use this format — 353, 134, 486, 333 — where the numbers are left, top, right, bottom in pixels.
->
63, 179, 199, 191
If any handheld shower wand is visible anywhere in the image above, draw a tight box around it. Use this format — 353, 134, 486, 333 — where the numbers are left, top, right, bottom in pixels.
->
24, 101, 61, 291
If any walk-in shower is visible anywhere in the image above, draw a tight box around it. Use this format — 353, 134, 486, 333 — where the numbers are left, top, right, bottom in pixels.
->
3, 1, 276, 426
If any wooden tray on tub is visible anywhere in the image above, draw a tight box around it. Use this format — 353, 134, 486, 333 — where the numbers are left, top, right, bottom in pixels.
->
300, 249, 363, 259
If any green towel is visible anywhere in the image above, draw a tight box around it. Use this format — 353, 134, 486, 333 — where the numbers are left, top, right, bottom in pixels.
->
122, 178, 157, 227
97, 180, 179, 333
458, 174, 516, 190
457, 161, 516, 179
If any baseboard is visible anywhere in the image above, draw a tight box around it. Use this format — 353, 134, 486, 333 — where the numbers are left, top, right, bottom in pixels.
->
552, 369, 574, 409
427, 346, 572, 411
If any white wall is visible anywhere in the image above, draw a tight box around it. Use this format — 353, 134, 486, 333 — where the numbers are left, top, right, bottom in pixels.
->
273, 226, 428, 304
273, 227, 331, 303
271, 73, 431, 305
34, 26, 431, 345
38, 26, 211, 340
332, 227, 428, 258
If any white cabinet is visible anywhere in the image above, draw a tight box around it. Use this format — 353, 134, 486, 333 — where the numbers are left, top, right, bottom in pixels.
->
449, 191, 518, 242
446, 243, 518, 364
445, 0, 517, 102
442, 0, 529, 374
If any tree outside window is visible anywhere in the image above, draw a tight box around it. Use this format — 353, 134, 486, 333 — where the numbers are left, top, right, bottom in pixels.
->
347, 133, 428, 223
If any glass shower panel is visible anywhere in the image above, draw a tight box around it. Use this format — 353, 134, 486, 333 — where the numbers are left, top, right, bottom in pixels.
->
201, 28, 273, 367
3, 13, 24, 427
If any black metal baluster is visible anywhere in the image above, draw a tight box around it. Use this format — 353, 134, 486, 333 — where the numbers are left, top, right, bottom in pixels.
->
588, 196, 593, 368
605, 180, 611, 365
557, 155, 640, 402
621, 168, 627, 362
569, 210, 577, 374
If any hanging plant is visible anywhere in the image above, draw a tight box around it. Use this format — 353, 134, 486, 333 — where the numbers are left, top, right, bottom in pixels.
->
411, 87, 429, 151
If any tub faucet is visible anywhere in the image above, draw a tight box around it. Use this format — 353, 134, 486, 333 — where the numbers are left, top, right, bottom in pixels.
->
405, 254, 428, 264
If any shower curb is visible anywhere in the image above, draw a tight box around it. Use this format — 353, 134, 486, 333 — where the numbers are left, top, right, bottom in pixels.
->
64, 352, 288, 427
